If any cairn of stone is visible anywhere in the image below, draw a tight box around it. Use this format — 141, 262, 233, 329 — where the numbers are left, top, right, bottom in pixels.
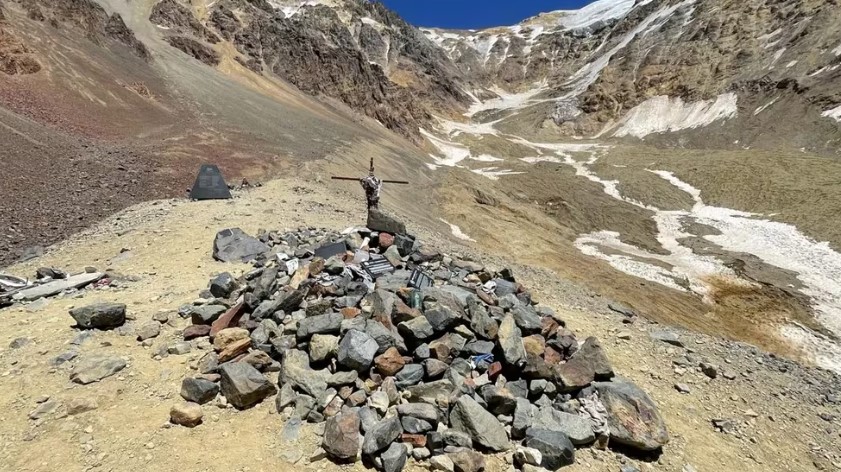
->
167, 223, 669, 471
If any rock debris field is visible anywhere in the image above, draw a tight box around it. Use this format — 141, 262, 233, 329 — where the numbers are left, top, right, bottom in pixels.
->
54, 211, 671, 472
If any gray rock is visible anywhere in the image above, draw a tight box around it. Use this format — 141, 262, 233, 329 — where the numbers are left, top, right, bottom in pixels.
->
401, 415, 433, 434
180, 377, 220, 404
465, 340, 495, 355
367, 209, 406, 235
365, 319, 406, 354
447, 450, 485, 472
533, 407, 595, 445
359, 406, 380, 433
338, 330, 379, 372
381, 443, 408, 472
498, 314, 525, 366
219, 362, 277, 409
405, 379, 454, 405
323, 410, 361, 461
70, 355, 126, 384
430, 455, 455, 472
9, 337, 31, 349
168, 341, 192, 355
189, 305, 227, 325
449, 395, 509, 451
554, 337, 613, 391
16, 272, 103, 301
594, 381, 669, 451
297, 313, 343, 339
412, 447, 431, 460
511, 305, 542, 334
276, 383, 296, 411
136, 322, 161, 341
650, 330, 684, 347
281, 349, 330, 397
424, 304, 459, 332
327, 370, 358, 386
428, 430, 472, 451
209, 272, 237, 298
523, 428, 575, 470
395, 363, 424, 388
481, 385, 517, 415
50, 350, 79, 367
362, 415, 402, 456
69, 303, 126, 330
512, 398, 537, 439
397, 402, 440, 423
398, 316, 435, 342
213, 228, 270, 263
425, 358, 449, 378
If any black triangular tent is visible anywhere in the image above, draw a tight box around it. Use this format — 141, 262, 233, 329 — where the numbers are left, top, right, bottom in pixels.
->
190, 164, 232, 200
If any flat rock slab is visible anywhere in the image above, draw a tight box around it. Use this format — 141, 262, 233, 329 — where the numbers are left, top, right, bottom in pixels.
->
594, 381, 669, 451
213, 228, 270, 263
449, 395, 510, 452
71, 355, 126, 384
16, 272, 104, 301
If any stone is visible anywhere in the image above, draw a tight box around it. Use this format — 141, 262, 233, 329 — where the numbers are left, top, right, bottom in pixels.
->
169, 341, 192, 355
190, 305, 227, 325
594, 381, 669, 451
381, 443, 408, 472
213, 228, 270, 263
183, 324, 211, 340
282, 350, 330, 397
375, 347, 406, 376
136, 322, 161, 341
448, 451, 485, 472
213, 327, 249, 350
297, 313, 343, 339
481, 385, 517, 415
217, 337, 252, 363
9, 337, 31, 349
675, 383, 691, 394
397, 402, 440, 423
533, 407, 595, 445
395, 364, 424, 388
209, 272, 237, 298
650, 330, 684, 347
554, 337, 613, 391
523, 428, 575, 470
362, 415, 403, 456
29, 400, 60, 420
498, 314, 525, 366
323, 410, 361, 461
412, 447, 431, 461
425, 358, 449, 378
467, 296, 498, 340
511, 305, 542, 334
367, 209, 406, 235
69, 303, 126, 330
700, 362, 719, 379
449, 395, 509, 451
514, 447, 543, 466
170, 402, 203, 427
405, 379, 454, 405
424, 304, 460, 333
338, 329, 379, 372
310, 334, 340, 363
398, 316, 435, 342
211, 302, 246, 336
369, 391, 390, 413
219, 362, 277, 409
198, 352, 219, 374
180, 377, 220, 404
512, 398, 537, 439
71, 355, 126, 384
328, 370, 358, 386
430, 455, 455, 472
401, 416, 433, 434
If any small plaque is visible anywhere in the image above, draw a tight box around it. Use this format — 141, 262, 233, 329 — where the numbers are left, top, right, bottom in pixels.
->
190, 164, 232, 200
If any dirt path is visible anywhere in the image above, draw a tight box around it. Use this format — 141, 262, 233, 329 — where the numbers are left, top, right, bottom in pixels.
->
0, 177, 838, 472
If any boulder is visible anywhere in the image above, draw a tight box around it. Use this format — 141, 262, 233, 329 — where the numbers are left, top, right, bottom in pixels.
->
362, 415, 403, 456
594, 381, 669, 451
190, 305, 227, 325
533, 407, 595, 445
523, 428, 575, 470
219, 362, 277, 409
209, 272, 237, 298
70, 355, 126, 384
498, 314, 525, 366
323, 410, 361, 461
180, 377, 220, 404
401, 416, 433, 434
554, 337, 613, 391
69, 303, 126, 329
449, 395, 509, 451
281, 349, 330, 397
381, 443, 408, 472
213, 228, 270, 263
170, 402, 203, 427
338, 329, 379, 372
367, 209, 406, 235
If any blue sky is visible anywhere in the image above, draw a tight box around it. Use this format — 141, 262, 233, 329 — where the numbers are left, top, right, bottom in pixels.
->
379, 0, 593, 29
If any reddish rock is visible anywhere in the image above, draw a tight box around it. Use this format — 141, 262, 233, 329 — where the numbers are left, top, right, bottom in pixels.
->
183, 324, 211, 340
394, 299, 422, 324
541, 317, 560, 338
323, 410, 361, 460
210, 301, 245, 337
374, 347, 406, 377
544, 346, 562, 365
217, 337, 251, 363
476, 288, 496, 306
487, 361, 503, 380
400, 433, 427, 447
341, 307, 361, 319
379, 232, 394, 248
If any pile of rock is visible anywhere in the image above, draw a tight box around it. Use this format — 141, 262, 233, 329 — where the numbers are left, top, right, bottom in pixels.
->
170, 223, 669, 471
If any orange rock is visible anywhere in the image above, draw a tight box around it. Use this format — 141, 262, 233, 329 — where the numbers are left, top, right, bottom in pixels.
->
218, 337, 251, 363
374, 347, 406, 377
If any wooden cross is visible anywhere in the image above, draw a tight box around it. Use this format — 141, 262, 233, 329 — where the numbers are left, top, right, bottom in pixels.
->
331, 158, 409, 210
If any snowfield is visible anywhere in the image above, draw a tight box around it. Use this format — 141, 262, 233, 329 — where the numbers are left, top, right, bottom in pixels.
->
612, 93, 738, 138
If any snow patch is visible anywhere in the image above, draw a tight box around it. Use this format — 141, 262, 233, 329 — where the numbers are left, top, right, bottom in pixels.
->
821, 104, 841, 122
834, 43, 841, 56
556, 0, 639, 31
439, 219, 476, 242
521, 156, 563, 164
785, 60, 798, 68
613, 93, 738, 138
466, 84, 550, 117
753, 97, 779, 116
470, 167, 524, 180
